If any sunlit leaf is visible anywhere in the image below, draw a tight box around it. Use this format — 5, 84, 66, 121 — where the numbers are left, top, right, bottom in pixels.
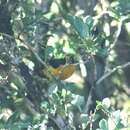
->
67, 15, 93, 38
97, 119, 108, 130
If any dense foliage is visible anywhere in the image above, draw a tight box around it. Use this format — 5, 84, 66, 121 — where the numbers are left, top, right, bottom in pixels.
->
0, 0, 130, 130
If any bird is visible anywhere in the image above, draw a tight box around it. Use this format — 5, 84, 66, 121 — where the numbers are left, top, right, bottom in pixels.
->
48, 58, 76, 80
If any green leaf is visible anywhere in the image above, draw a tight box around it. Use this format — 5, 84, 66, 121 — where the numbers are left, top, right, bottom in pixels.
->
19, 46, 30, 57
115, 122, 124, 130
71, 94, 85, 108
96, 100, 103, 110
62, 82, 83, 95
45, 46, 54, 60
8, 72, 26, 90
41, 101, 49, 109
118, 0, 130, 13
80, 113, 89, 123
112, 110, 124, 129
0, 119, 5, 129
114, 128, 120, 130
112, 110, 121, 124
112, 0, 130, 16
67, 15, 93, 39
5, 111, 32, 130
5, 111, 20, 126
98, 119, 108, 130
80, 113, 89, 129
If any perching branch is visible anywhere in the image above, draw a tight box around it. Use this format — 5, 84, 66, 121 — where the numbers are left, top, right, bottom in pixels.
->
96, 61, 130, 85
108, 16, 129, 52
108, 20, 123, 52
0, 32, 47, 67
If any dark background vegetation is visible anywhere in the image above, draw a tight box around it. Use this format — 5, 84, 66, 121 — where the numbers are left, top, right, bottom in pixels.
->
0, 0, 130, 129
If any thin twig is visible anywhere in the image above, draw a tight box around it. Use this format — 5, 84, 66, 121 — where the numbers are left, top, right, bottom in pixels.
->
108, 20, 123, 52
96, 61, 130, 85
0, 32, 47, 67
0, 32, 15, 40
93, 11, 110, 20
17, 35, 48, 68
49, 117, 62, 130
84, 87, 94, 113
89, 110, 93, 130
73, 55, 92, 66
94, 11, 129, 54
108, 16, 129, 52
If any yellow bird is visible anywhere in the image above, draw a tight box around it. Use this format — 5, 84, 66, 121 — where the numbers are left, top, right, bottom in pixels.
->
48, 58, 76, 80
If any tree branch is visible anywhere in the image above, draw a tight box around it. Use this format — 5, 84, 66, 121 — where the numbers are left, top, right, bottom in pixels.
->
108, 20, 123, 52
96, 61, 130, 85
0, 32, 47, 67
